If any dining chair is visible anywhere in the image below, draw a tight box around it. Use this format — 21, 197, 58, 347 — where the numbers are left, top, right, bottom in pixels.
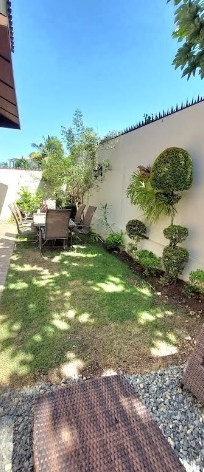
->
9, 204, 34, 236
39, 209, 72, 252
73, 206, 97, 235
13, 202, 32, 225
74, 204, 86, 224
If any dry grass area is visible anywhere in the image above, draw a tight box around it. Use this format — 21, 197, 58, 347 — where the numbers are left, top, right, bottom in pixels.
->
0, 239, 202, 387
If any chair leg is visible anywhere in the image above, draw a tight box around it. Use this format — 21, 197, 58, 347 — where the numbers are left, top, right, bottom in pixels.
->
70, 230, 73, 248
39, 229, 42, 253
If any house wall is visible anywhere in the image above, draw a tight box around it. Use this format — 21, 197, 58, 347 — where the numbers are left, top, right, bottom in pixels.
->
88, 101, 204, 280
0, 169, 42, 219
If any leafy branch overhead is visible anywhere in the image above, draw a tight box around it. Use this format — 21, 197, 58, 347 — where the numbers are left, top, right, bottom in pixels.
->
168, 0, 204, 78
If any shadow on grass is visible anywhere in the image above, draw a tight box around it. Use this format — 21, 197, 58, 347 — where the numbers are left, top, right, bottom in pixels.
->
0, 238, 198, 387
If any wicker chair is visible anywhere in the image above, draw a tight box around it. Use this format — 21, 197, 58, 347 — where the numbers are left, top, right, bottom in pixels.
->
73, 206, 96, 235
74, 204, 86, 224
39, 209, 71, 252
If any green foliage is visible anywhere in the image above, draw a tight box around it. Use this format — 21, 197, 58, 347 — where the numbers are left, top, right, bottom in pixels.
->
87, 230, 102, 243
189, 269, 204, 294
156, 192, 181, 207
17, 187, 43, 215
14, 158, 30, 170
163, 225, 188, 247
150, 147, 193, 192
168, 0, 204, 79
30, 136, 60, 169
183, 283, 197, 298
136, 250, 161, 275
105, 232, 124, 251
42, 110, 102, 203
126, 219, 147, 239
162, 246, 189, 283
127, 171, 173, 223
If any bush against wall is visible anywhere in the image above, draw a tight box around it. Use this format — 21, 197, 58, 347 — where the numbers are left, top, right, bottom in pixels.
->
150, 147, 193, 192
17, 187, 43, 215
127, 147, 193, 224
163, 225, 188, 248
126, 219, 147, 239
162, 224, 189, 283
136, 249, 161, 275
189, 270, 204, 294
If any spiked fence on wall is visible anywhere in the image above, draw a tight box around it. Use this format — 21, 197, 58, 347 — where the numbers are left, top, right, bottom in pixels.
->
101, 96, 204, 143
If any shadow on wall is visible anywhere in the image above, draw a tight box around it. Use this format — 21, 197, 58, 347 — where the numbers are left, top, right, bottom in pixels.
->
0, 183, 8, 217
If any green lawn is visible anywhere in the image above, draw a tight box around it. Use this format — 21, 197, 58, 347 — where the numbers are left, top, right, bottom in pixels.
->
0, 239, 200, 386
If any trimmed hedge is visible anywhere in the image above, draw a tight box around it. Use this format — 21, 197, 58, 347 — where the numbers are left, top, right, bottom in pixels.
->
162, 246, 189, 282
163, 225, 188, 247
150, 147, 193, 192
126, 219, 147, 239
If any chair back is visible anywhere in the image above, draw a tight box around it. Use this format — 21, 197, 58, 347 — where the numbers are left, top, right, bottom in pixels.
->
83, 206, 97, 227
13, 202, 23, 224
45, 209, 71, 240
9, 204, 21, 234
75, 204, 86, 224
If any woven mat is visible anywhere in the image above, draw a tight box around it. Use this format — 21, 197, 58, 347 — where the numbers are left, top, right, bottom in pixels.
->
182, 323, 204, 404
33, 375, 185, 472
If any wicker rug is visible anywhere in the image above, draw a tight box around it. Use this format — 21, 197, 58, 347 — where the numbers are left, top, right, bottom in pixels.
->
33, 375, 185, 471
182, 323, 204, 404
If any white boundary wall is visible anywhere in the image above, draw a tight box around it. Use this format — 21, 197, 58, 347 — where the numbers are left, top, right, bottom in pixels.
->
88, 101, 204, 280
0, 169, 42, 219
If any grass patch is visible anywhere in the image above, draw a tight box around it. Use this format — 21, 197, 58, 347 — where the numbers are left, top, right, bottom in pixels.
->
0, 240, 201, 386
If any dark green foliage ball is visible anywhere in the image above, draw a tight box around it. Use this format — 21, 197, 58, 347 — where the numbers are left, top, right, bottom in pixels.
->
162, 246, 189, 283
163, 225, 188, 247
126, 220, 147, 239
150, 147, 193, 192
156, 193, 181, 207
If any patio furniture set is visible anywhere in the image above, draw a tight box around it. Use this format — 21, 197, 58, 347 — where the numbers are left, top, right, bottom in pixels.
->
9, 202, 97, 251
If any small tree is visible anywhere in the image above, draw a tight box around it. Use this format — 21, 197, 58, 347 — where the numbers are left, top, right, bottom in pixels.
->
14, 158, 30, 170
40, 110, 111, 204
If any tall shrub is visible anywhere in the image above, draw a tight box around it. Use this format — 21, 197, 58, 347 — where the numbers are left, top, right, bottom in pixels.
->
162, 224, 189, 283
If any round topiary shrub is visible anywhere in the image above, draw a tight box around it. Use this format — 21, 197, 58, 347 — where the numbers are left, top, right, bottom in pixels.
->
163, 225, 188, 247
126, 219, 147, 240
162, 246, 189, 283
150, 147, 193, 192
156, 193, 181, 207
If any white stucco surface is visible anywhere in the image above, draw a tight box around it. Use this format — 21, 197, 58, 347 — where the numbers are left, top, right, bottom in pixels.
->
88, 101, 204, 280
0, 169, 42, 219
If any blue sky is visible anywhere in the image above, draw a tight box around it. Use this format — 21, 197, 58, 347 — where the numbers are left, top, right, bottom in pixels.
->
1, 0, 203, 161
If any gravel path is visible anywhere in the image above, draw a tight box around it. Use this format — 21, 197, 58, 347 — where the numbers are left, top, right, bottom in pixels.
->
0, 366, 203, 471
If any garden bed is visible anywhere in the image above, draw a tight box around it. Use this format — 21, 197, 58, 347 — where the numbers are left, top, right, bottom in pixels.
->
117, 251, 204, 316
